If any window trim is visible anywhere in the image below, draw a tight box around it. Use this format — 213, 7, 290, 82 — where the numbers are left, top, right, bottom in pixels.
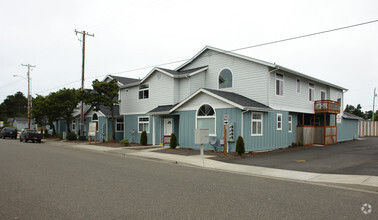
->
218, 68, 233, 89
195, 104, 216, 136
92, 113, 99, 132
275, 73, 284, 96
251, 112, 263, 136
288, 115, 292, 133
320, 90, 326, 100
116, 118, 124, 132
138, 116, 150, 133
138, 84, 150, 100
296, 79, 301, 94
309, 83, 315, 102
277, 113, 283, 130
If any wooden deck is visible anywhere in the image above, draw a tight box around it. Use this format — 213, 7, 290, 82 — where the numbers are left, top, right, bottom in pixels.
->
314, 100, 340, 114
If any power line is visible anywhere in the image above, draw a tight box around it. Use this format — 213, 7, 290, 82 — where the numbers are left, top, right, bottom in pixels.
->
36, 19, 378, 94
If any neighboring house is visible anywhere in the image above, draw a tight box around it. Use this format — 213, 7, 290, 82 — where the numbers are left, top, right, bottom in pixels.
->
13, 117, 33, 130
65, 75, 139, 141
119, 46, 359, 152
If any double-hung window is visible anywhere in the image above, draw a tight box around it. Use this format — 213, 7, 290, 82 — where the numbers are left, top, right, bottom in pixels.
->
277, 113, 282, 130
275, 73, 283, 96
116, 118, 124, 132
251, 113, 263, 136
309, 83, 314, 101
138, 117, 149, 133
139, 84, 149, 99
288, 115, 292, 133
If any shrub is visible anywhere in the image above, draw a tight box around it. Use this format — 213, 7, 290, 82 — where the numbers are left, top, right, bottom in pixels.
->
236, 136, 245, 156
298, 140, 304, 146
170, 133, 177, 149
66, 132, 77, 141
140, 131, 147, 146
121, 139, 129, 146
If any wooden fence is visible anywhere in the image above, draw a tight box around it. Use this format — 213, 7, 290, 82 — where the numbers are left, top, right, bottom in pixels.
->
359, 121, 378, 137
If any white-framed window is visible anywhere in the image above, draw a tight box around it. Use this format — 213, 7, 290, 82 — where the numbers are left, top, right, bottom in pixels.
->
116, 118, 124, 132
288, 115, 292, 133
139, 84, 149, 99
251, 112, 263, 136
196, 104, 216, 135
277, 113, 282, 130
72, 120, 76, 131
138, 117, 149, 133
218, 68, 233, 89
296, 79, 301, 93
275, 73, 284, 96
92, 113, 99, 132
309, 83, 314, 101
321, 91, 326, 100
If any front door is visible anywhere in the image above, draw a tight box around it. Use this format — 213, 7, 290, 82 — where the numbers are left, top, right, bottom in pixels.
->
164, 118, 173, 135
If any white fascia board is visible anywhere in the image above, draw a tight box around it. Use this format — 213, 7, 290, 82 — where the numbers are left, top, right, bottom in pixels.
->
147, 111, 170, 116
170, 88, 244, 113
139, 68, 174, 84
175, 46, 275, 71
244, 107, 273, 112
276, 65, 348, 91
121, 82, 139, 89
172, 66, 209, 79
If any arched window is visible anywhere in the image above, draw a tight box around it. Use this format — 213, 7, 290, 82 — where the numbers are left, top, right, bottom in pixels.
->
196, 104, 216, 135
92, 113, 99, 132
219, 68, 233, 89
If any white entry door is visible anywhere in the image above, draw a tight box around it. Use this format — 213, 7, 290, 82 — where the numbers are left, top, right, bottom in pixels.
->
164, 118, 173, 135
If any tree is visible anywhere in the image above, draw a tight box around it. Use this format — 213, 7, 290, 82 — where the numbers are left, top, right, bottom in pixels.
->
52, 88, 80, 133
170, 133, 177, 149
344, 104, 365, 119
82, 79, 119, 141
1, 92, 27, 119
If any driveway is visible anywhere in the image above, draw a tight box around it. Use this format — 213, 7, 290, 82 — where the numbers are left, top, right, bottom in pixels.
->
226, 137, 378, 176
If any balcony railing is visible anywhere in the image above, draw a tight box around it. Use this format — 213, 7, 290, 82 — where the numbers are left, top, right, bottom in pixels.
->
314, 100, 340, 114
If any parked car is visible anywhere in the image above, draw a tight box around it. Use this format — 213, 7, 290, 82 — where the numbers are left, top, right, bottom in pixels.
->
0, 127, 17, 139
19, 129, 42, 143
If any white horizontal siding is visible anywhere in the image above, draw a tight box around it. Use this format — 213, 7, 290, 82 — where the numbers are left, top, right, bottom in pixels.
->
175, 92, 234, 111
269, 71, 343, 113
120, 71, 175, 115
179, 77, 190, 101
181, 51, 269, 106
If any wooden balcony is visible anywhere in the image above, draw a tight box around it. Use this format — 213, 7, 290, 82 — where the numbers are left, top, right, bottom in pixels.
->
314, 100, 340, 114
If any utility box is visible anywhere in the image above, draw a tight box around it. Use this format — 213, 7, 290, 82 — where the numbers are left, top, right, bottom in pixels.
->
194, 128, 209, 144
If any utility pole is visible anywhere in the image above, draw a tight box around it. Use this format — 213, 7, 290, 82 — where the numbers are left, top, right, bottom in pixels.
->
21, 64, 36, 129
372, 87, 377, 121
75, 30, 94, 137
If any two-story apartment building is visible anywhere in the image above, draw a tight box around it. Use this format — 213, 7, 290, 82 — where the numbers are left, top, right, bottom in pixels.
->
119, 46, 358, 152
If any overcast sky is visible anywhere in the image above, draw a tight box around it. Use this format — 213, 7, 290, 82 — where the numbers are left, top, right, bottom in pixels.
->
1, 0, 377, 111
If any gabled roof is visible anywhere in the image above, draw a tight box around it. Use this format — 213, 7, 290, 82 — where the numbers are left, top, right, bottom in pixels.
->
124, 66, 208, 87
104, 75, 140, 86
342, 112, 363, 120
83, 105, 121, 118
14, 117, 28, 122
170, 88, 272, 112
176, 46, 347, 91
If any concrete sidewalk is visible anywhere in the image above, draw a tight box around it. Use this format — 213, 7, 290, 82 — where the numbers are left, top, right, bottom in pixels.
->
44, 139, 378, 189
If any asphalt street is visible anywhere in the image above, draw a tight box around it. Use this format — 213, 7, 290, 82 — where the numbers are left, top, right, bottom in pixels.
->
0, 139, 377, 219
227, 137, 378, 176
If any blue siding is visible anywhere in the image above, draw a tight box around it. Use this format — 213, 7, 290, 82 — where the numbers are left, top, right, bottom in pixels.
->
337, 118, 359, 141
242, 111, 297, 152
124, 114, 152, 144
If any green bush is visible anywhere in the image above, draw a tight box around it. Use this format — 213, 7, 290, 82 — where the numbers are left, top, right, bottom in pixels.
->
140, 131, 147, 146
120, 139, 129, 146
298, 140, 304, 146
170, 133, 177, 149
66, 132, 77, 141
236, 136, 245, 156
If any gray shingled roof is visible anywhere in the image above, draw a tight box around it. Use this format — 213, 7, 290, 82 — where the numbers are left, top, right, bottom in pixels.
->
108, 75, 140, 85
203, 88, 272, 111
98, 105, 120, 117
148, 104, 178, 115
157, 66, 208, 76
342, 112, 363, 120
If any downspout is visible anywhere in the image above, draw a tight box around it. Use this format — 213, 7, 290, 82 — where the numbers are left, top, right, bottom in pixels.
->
152, 116, 155, 145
